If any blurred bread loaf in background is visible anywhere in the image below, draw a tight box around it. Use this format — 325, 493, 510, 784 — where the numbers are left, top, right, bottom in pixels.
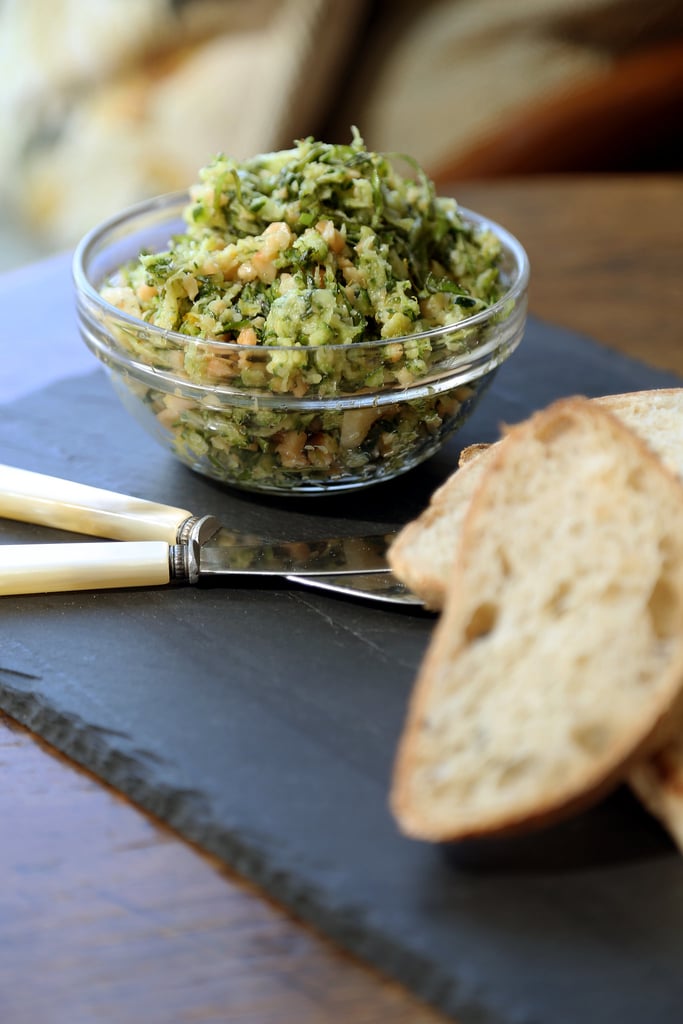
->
334, 0, 683, 185
0, 0, 364, 255
0, 0, 681, 267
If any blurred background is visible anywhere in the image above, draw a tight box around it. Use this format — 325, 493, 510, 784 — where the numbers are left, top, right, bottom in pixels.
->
0, 0, 681, 271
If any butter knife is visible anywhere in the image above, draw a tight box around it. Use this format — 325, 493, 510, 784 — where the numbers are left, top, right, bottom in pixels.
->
0, 464, 421, 604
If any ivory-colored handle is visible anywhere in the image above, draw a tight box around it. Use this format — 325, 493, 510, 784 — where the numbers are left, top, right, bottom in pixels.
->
0, 541, 172, 596
0, 464, 192, 542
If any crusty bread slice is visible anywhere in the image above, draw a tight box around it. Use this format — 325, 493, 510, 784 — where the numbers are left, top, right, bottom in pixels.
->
629, 746, 683, 851
389, 388, 683, 611
595, 388, 683, 476
391, 397, 683, 842
458, 442, 491, 467
387, 454, 490, 610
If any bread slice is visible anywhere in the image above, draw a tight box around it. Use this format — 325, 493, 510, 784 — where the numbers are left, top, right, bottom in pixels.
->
629, 747, 683, 851
391, 397, 683, 842
458, 442, 492, 467
387, 453, 491, 610
389, 388, 683, 611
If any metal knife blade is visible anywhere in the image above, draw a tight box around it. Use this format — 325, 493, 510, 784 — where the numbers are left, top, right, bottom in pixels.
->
289, 571, 425, 606
195, 528, 396, 578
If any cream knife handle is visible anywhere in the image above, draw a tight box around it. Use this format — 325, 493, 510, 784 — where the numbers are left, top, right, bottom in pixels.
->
0, 464, 193, 542
0, 541, 172, 596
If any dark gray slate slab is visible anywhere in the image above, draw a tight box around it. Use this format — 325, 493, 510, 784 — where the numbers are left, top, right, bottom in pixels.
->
2, 254, 683, 1024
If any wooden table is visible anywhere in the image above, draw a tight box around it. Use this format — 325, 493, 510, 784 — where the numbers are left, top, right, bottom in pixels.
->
1, 175, 681, 1024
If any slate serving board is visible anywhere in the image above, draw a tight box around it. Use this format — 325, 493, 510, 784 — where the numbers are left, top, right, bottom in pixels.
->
2, 256, 683, 1024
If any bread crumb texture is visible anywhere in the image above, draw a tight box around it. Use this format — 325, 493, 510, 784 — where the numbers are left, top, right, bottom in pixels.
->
391, 397, 683, 841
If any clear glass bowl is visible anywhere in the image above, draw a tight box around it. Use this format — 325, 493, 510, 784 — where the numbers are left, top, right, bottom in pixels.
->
73, 192, 529, 495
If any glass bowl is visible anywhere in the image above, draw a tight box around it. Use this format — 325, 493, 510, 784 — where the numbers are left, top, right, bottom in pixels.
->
73, 192, 529, 495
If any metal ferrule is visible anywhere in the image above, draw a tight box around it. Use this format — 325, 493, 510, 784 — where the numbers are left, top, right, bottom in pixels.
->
176, 514, 221, 547
168, 539, 201, 585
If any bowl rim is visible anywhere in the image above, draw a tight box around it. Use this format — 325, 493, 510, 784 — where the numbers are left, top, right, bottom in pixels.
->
72, 189, 530, 356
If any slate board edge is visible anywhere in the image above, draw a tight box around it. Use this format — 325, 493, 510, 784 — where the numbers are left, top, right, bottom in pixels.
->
0, 678, 503, 1024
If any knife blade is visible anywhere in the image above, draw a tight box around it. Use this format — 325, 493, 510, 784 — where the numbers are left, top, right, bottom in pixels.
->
195, 529, 394, 577
289, 571, 424, 606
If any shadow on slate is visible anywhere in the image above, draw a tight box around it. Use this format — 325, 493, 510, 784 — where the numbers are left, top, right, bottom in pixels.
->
2, 315, 683, 1024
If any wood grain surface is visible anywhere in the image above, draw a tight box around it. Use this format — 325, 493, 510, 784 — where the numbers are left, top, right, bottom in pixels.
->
458, 175, 683, 373
1, 175, 682, 1024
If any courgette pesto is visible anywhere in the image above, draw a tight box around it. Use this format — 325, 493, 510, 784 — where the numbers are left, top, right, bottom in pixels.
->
104, 132, 502, 378
100, 132, 508, 491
